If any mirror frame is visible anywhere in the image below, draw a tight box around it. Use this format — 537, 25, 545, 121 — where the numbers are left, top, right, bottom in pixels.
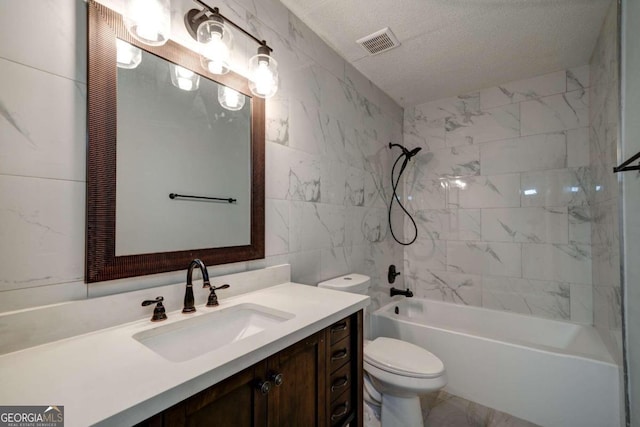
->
86, 0, 265, 283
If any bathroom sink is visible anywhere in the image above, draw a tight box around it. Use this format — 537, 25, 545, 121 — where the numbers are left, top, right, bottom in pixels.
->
133, 303, 295, 362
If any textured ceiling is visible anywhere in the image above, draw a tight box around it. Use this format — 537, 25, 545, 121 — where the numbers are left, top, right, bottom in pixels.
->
280, 0, 612, 107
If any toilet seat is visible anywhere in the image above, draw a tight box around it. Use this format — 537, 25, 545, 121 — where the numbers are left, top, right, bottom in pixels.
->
364, 337, 445, 378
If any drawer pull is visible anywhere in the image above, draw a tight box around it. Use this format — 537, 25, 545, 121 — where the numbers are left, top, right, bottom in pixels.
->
330, 322, 348, 332
269, 372, 284, 387
256, 380, 272, 395
331, 349, 348, 361
331, 376, 349, 392
331, 402, 349, 421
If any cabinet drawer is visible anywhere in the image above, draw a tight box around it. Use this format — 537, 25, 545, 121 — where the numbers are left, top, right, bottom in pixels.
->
329, 360, 352, 403
329, 317, 350, 345
329, 336, 351, 372
329, 389, 352, 426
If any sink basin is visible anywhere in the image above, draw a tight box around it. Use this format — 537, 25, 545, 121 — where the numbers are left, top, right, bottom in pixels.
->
133, 303, 294, 362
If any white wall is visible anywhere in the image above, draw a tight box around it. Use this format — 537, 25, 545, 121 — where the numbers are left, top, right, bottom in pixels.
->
0, 0, 404, 313
402, 67, 592, 322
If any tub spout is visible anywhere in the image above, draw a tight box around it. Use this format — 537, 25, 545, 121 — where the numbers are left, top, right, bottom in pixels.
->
390, 287, 413, 298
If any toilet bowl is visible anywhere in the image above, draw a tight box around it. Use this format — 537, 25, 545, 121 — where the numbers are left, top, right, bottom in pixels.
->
318, 274, 447, 427
364, 337, 446, 427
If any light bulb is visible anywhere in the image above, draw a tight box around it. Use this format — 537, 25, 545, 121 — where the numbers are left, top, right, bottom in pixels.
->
254, 60, 273, 96
225, 88, 240, 108
198, 20, 232, 75
116, 39, 141, 69
218, 86, 245, 111
170, 64, 200, 91
176, 66, 195, 79
249, 53, 278, 98
204, 34, 229, 74
178, 79, 194, 91
136, 22, 159, 43
208, 61, 224, 75
125, 0, 170, 46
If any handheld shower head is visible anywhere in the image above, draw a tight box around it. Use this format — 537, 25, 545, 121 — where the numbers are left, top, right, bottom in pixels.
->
407, 147, 422, 158
388, 142, 422, 158
388, 142, 422, 246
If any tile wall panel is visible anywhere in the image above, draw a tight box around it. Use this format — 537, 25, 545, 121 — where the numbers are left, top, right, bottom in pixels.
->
404, 67, 593, 322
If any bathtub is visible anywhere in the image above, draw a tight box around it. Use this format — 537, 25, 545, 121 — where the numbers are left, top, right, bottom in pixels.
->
371, 298, 620, 427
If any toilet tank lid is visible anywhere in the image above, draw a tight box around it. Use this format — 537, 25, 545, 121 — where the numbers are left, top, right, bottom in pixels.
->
317, 273, 370, 291
364, 337, 445, 378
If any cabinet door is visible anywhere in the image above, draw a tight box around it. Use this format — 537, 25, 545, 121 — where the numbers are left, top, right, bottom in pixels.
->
266, 330, 327, 427
164, 361, 268, 427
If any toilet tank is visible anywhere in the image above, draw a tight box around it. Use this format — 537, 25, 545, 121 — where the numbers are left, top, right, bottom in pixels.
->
318, 273, 370, 295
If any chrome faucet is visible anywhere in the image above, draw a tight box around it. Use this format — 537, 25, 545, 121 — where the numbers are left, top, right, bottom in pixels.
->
182, 259, 210, 313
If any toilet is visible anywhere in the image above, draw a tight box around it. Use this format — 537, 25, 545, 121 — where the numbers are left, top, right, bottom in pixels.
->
318, 274, 447, 427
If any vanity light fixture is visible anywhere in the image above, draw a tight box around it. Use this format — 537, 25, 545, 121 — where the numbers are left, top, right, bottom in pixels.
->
248, 42, 279, 98
170, 64, 201, 91
195, 9, 233, 75
116, 39, 142, 69
218, 85, 245, 111
124, 0, 171, 46
184, 0, 278, 98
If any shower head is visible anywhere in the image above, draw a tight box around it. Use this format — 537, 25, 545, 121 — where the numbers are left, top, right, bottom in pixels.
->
389, 142, 422, 158
407, 147, 422, 158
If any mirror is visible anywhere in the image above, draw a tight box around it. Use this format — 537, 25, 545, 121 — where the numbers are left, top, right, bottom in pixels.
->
87, 1, 265, 283
116, 44, 252, 255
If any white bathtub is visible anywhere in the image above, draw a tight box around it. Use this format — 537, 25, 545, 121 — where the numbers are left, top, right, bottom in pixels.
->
371, 298, 620, 427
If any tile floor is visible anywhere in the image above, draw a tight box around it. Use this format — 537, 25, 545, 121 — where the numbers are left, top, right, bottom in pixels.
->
364, 390, 539, 427
420, 391, 540, 427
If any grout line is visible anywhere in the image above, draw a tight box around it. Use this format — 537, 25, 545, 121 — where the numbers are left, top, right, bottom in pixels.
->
0, 56, 86, 85
0, 172, 85, 184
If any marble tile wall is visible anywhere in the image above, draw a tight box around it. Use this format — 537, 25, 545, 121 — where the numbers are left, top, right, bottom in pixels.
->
403, 66, 593, 323
589, 0, 623, 366
0, 0, 404, 313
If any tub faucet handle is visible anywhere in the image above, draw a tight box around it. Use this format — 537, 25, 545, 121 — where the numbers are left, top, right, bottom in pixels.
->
388, 265, 401, 283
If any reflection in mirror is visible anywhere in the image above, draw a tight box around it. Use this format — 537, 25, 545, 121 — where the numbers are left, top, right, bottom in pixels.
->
115, 42, 252, 256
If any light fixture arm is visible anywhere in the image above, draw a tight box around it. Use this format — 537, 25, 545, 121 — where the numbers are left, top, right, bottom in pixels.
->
185, 0, 273, 53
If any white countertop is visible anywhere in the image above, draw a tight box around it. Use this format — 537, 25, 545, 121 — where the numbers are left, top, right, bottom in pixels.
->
0, 283, 369, 426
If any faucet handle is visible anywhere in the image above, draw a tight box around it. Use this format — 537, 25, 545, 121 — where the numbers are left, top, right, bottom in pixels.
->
206, 284, 230, 307
141, 296, 168, 322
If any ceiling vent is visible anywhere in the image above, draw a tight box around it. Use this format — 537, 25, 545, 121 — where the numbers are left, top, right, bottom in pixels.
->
356, 27, 400, 56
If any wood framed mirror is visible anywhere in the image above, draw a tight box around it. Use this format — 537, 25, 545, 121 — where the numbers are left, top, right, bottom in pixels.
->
87, 0, 264, 283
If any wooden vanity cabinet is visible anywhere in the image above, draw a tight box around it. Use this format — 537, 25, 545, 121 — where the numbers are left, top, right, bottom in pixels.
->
264, 329, 326, 426
136, 311, 363, 427
326, 313, 363, 427
163, 362, 267, 427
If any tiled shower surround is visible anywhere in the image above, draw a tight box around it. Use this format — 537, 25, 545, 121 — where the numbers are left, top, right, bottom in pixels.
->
403, 66, 593, 323
0, 0, 403, 312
